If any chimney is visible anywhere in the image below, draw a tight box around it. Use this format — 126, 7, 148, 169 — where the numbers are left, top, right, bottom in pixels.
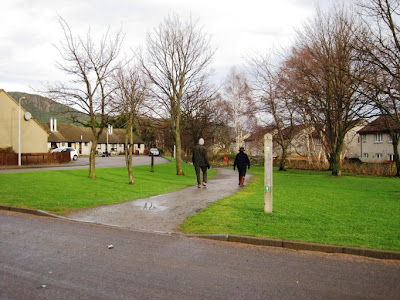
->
50, 117, 53, 132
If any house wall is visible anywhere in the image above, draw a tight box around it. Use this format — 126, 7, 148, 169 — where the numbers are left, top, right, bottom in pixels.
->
342, 125, 364, 159
48, 139, 145, 156
0, 90, 48, 153
96, 142, 144, 155
48, 141, 92, 155
359, 132, 399, 162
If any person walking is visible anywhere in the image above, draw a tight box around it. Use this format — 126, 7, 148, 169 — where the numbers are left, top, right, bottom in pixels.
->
234, 146, 250, 187
192, 138, 210, 188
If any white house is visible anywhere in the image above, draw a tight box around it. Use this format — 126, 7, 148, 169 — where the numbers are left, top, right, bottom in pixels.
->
42, 120, 145, 155
357, 115, 399, 162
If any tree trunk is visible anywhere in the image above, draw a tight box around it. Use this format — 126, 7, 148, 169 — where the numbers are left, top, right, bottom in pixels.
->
89, 142, 97, 179
175, 127, 184, 176
392, 138, 400, 177
125, 124, 135, 184
330, 150, 342, 176
129, 128, 134, 184
279, 146, 287, 171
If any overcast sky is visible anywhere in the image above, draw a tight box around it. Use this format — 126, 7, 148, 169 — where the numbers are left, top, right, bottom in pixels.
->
1, 0, 335, 94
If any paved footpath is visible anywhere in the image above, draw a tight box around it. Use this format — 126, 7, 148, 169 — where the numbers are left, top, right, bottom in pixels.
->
66, 168, 249, 233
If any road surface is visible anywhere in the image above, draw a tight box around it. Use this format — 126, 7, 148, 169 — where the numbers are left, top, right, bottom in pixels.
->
1, 210, 400, 299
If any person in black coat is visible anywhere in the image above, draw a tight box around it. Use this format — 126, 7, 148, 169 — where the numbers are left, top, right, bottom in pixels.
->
192, 138, 210, 188
233, 147, 250, 187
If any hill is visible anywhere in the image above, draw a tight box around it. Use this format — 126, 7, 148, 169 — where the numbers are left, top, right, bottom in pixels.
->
8, 92, 89, 124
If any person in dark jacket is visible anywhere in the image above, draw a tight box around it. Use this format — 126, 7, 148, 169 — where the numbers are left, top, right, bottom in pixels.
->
192, 138, 210, 188
234, 146, 250, 187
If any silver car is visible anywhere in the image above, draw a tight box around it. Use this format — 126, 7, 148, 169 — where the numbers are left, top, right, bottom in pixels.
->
149, 148, 160, 156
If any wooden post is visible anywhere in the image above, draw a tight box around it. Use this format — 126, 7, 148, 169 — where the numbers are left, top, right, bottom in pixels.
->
264, 134, 273, 213
150, 153, 154, 172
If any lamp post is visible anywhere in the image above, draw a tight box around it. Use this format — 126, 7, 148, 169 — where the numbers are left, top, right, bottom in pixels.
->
18, 97, 26, 166
106, 124, 113, 156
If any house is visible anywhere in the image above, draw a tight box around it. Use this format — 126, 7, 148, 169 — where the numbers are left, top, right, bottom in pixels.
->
0, 89, 48, 153
256, 121, 366, 161
341, 120, 369, 160
242, 126, 277, 156
357, 115, 400, 162
41, 120, 145, 155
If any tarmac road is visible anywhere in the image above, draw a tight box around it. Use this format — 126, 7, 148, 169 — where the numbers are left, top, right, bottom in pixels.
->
0, 155, 169, 173
1, 210, 400, 299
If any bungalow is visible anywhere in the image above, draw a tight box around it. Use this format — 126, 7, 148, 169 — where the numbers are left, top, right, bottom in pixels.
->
357, 115, 400, 162
42, 120, 145, 155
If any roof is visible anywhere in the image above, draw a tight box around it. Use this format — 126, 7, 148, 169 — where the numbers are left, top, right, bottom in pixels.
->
357, 115, 400, 134
41, 123, 143, 144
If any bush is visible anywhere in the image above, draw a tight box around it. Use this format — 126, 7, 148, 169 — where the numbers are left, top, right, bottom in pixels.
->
0, 147, 14, 153
273, 157, 397, 177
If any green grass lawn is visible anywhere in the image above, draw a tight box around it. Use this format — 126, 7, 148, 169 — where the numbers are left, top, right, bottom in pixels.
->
0, 160, 215, 215
180, 167, 400, 251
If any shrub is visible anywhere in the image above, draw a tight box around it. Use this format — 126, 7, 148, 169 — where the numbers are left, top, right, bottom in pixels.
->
0, 147, 14, 153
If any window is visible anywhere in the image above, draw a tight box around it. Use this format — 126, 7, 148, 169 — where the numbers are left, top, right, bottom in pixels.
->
97, 144, 102, 149
388, 135, 393, 144
362, 135, 366, 143
376, 153, 382, 159
363, 153, 369, 158
388, 154, 395, 161
85, 142, 89, 146
375, 133, 383, 143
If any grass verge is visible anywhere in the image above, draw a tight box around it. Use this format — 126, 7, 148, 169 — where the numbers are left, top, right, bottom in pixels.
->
0, 160, 215, 215
180, 167, 400, 251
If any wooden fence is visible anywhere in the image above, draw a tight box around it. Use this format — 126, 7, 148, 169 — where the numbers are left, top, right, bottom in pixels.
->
0, 152, 70, 166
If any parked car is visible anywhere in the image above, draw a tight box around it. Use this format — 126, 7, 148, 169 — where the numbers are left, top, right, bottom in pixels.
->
149, 148, 160, 156
51, 147, 79, 161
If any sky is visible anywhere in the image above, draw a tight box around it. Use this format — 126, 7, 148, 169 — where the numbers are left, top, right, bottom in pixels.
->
1, 0, 335, 94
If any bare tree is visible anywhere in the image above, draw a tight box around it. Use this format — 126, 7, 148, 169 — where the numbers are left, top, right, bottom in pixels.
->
180, 81, 219, 152
114, 62, 147, 184
248, 54, 299, 171
141, 14, 215, 175
48, 17, 123, 178
355, 0, 400, 176
223, 67, 255, 151
288, 5, 370, 176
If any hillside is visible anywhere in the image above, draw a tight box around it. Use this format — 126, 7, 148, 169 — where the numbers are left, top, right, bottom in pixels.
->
8, 92, 88, 124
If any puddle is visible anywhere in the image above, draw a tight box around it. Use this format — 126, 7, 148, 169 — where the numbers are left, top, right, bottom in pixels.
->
133, 200, 169, 211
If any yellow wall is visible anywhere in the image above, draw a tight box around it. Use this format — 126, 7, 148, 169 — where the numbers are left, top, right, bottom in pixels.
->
0, 90, 48, 153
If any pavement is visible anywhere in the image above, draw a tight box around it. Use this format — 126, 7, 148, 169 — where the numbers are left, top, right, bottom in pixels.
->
1, 158, 400, 261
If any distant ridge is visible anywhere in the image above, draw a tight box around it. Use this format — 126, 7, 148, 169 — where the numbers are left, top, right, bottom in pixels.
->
8, 92, 89, 125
